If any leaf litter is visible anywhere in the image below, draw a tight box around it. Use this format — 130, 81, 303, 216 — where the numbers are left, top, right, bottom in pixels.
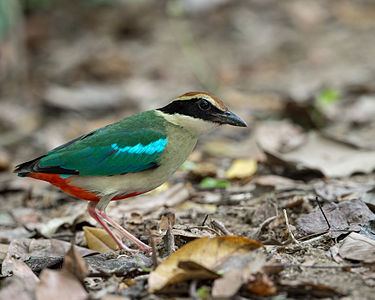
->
2, 1, 375, 299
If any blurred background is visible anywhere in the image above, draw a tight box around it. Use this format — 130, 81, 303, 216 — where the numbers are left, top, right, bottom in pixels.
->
1, 0, 375, 168
2, 2, 375, 297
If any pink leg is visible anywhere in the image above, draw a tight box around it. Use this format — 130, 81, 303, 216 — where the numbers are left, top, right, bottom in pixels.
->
95, 209, 151, 253
88, 202, 137, 253
87, 201, 151, 254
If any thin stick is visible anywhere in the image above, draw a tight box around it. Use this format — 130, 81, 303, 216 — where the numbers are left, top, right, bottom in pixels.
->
210, 219, 231, 235
150, 236, 158, 269
297, 229, 357, 242
316, 197, 331, 230
264, 263, 361, 269
201, 214, 209, 226
165, 220, 175, 256
186, 225, 221, 236
250, 215, 278, 240
283, 209, 300, 245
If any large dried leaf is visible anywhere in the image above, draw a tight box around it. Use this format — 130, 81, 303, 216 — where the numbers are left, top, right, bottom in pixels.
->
83, 226, 119, 253
63, 244, 89, 282
339, 232, 375, 263
0, 259, 39, 300
35, 269, 88, 300
0, 260, 39, 300
296, 199, 375, 238
256, 121, 305, 153
261, 131, 375, 177
35, 244, 89, 300
148, 236, 263, 293
211, 251, 266, 298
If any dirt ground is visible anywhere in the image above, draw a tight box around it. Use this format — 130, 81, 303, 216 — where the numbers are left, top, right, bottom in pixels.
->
1, 1, 375, 299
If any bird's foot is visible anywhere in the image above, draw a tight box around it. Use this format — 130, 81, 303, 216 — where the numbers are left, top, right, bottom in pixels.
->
88, 202, 152, 255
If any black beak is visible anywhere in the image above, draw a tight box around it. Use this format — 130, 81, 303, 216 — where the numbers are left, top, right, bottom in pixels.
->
212, 110, 247, 127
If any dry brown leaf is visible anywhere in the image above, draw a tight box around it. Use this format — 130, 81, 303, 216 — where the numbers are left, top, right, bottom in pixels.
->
246, 272, 277, 296
256, 121, 305, 153
178, 261, 220, 278
83, 226, 119, 253
0, 259, 39, 300
148, 236, 263, 293
63, 244, 89, 282
35, 269, 88, 300
261, 131, 375, 177
11, 259, 40, 285
296, 199, 374, 238
35, 244, 89, 300
211, 251, 265, 298
226, 159, 257, 179
212, 269, 243, 298
339, 232, 375, 263
158, 213, 175, 231
0, 243, 9, 262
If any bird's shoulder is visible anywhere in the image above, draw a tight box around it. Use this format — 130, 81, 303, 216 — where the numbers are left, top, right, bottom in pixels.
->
55, 110, 167, 152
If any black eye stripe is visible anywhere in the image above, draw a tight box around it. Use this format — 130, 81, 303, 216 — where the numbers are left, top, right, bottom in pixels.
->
198, 99, 210, 110
158, 98, 224, 122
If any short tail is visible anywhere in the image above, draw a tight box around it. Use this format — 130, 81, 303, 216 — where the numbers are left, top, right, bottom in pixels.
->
14, 156, 44, 177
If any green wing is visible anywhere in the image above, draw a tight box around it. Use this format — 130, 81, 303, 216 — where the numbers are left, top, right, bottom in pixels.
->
17, 111, 168, 176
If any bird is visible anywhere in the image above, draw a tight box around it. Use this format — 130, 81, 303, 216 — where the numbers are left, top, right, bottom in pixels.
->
14, 92, 247, 254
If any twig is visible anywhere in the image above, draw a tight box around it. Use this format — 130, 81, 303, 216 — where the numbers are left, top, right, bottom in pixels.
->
210, 219, 231, 235
165, 220, 175, 256
150, 235, 158, 269
264, 263, 362, 270
283, 209, 300, 245
253, 203, 279, 239
297, 229, 357, 242
187, 225, 221, 236
316, 196, 331, 230
201, 214, 209, 226
250, 215, 278, 240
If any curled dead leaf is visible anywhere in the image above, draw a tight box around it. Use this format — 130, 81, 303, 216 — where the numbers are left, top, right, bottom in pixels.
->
63, 244, 89, 282
83, 226, 119, 253
148, 236, 263, 293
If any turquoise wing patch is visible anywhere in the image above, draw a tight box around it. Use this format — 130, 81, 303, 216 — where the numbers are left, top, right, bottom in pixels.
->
37, 129, 168, 176
111, 138, 167, 155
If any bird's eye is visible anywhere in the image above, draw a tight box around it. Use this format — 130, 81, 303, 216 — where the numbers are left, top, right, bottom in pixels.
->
198, 99, 210, 111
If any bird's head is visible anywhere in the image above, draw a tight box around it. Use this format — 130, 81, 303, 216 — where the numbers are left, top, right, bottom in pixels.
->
157, 92, 247, 136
